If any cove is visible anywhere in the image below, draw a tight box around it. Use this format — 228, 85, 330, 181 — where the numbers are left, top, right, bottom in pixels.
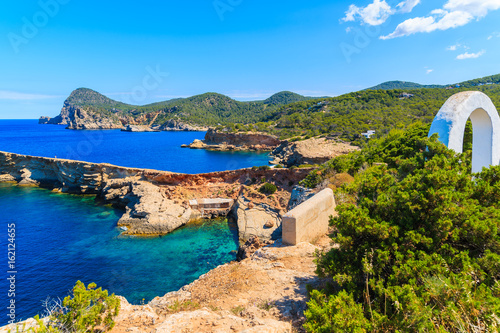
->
0, 184, 239, 325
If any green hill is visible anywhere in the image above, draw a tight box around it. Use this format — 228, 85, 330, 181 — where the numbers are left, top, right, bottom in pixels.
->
264, 91, 316, 105
47, 89, 316, 128
367, 81, 444, 90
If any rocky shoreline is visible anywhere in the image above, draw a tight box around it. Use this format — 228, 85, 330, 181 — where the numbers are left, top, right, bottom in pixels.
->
39, 101, 208, 132
0, 151, 311, 240
0, 151, 338, 333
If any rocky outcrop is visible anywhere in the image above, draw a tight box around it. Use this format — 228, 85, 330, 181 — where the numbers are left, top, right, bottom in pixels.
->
160, 119, 208, 132
40, 101, 123, 130
184, 128, 281, 151
236, 236, 273, 261
102, 179, 193, 235
0, 151, 311, 237
287, 186, 316, 211
230, 197, 282, 242
271, 137, 360, 167
122, 125, 160, 132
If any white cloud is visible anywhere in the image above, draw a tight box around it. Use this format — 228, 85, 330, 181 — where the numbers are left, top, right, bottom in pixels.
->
447, 43, 469, 50
342, 0, 394, 26
381, 0, 500, 39
444, 0, 500, 17
381, 10, 473, 39
488, 32, 500, 39
426, 69, 434, 74
397, 0, 421, 13
456, 50, 486, 59
0, 91, 61, 100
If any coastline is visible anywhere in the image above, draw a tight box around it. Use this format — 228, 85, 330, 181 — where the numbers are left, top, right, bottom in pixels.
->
0, 151, 311, 238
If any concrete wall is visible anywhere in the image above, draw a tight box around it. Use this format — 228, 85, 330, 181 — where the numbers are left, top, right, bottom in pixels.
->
282, 188, 336, 245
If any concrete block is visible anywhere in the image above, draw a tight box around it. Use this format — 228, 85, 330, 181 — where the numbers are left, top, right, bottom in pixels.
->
282, 188, 336, 245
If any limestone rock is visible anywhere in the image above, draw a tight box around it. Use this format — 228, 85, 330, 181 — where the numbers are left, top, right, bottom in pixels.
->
287, 185, 315, 211
122, 125, 159, 132
237, 236, 273, 261
230, 197, 282, 242
152, 309, 291, 333
271, 137, 359, 167
184, 128, 281, 152
102, 180, 193, 235
160, 119, 208, 132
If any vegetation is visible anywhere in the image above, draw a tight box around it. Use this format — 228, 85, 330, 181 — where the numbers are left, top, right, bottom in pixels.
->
303, 123, 500, 332
367, 81, 444, 90
263, 91, 320, 105
55, 74, 500, 146
13, 281, 120, 333
259, 182, 277, 195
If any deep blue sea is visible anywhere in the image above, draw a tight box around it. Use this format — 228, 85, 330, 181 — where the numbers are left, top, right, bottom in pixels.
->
0, 120, 271, 173
0, 120, 267, 325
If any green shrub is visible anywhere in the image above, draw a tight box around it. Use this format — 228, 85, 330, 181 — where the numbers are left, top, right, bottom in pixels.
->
258, 165, 271, 171
259, 183, 277, 195
25, 281, 120, 333
305, 124, 500, 332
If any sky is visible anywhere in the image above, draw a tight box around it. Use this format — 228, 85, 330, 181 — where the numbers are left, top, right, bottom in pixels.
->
0, 0, 499, 119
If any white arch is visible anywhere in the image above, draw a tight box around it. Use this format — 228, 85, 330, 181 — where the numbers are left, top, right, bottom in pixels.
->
428, 91, 500, 173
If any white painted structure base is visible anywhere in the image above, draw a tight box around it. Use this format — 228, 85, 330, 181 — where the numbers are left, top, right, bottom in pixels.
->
428, 91, 500, 173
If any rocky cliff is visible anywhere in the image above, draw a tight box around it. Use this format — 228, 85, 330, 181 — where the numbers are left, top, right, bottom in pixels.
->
40, 101, 123, 129
271, 137, 360, 167
184, 128, 281, 151
0, 151, 310, 237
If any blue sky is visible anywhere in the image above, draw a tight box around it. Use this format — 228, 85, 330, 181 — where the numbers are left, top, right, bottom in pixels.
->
1, 0, 499, 119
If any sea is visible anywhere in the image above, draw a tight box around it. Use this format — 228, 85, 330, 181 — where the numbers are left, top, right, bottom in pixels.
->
0, 120, 271, 325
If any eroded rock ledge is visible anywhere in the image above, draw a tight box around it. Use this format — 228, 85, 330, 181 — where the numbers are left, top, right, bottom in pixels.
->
183, 128, 281, 151
271, 137, 360, 167
0, 151, 310, 238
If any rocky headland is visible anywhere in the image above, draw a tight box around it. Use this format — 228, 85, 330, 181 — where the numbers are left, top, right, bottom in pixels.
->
183, 128, 281, 152
39, 101, 123, 130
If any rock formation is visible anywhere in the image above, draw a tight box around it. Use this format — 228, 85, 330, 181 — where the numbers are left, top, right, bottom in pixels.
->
40, 101, 123, 130
184, 128, 281, 151
160, 119, 208, 132
230, 197, 282, 242
0, 151, 311, 237
271, 137, 359, 167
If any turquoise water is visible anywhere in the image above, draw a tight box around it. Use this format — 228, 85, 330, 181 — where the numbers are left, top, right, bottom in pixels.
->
0, 184, 239, 324
0, 120, 271, 173
0, 120, 265, 325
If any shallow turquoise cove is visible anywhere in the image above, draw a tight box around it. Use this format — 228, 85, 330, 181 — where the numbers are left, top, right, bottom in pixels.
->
0, 184, 239, 324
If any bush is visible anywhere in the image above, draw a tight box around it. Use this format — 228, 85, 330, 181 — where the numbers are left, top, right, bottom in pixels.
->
259, 183, 277, 195
28, 281, 120, 333
305, 124, 500, 332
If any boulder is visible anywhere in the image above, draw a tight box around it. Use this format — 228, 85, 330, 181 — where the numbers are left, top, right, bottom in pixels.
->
230, 197, 282, 242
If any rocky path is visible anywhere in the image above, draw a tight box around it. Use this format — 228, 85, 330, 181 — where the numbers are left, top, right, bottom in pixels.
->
110, 237, 332, 333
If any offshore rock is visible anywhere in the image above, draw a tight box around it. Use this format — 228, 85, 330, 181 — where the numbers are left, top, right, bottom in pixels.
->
185, 128, 281, 151
271, 137, 359, 167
